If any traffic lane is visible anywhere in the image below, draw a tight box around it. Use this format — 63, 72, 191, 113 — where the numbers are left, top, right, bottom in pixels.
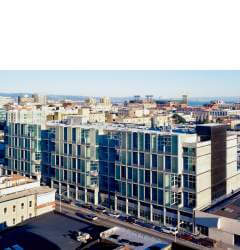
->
57, 202, 171, 241
56, 202, 205, 250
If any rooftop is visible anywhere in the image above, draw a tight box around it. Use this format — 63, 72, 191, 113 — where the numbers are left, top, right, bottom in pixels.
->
0, 212, 108, 250
0, 186, 55, 203
211, 197, 240, 220
100, 226, 169, 250
47, 121, 198, 136
206, 190, 240, 221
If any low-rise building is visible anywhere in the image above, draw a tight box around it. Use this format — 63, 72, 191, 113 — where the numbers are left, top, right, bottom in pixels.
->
0, 175, 55, 231
195, 210, 240, 248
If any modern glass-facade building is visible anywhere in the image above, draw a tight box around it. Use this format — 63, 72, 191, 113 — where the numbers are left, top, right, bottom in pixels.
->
4, 123, 42, 179
3, 122, 240, 232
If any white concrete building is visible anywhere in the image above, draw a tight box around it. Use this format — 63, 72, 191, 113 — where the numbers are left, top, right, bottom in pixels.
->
0, 175, 56, 231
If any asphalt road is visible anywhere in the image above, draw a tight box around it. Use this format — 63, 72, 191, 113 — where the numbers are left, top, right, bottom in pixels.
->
56, 201, 208, 250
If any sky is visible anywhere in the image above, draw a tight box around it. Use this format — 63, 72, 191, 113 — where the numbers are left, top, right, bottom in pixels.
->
0, 70, 239, 98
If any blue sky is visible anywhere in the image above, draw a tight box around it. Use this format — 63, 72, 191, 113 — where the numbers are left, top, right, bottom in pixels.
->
0, 70, 239, 98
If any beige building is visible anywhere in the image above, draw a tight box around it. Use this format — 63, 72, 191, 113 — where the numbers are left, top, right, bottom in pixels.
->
0, 175, 56, 231
195, 210, 240, 248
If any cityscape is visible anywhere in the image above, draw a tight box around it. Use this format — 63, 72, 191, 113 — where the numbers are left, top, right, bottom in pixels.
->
1, 73, 240, 250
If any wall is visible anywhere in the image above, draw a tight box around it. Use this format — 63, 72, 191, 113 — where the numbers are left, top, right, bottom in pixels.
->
0, 194, 36, 228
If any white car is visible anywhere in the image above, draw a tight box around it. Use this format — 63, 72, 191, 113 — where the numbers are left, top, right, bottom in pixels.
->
107, 211, 120, 218
162, 226, 178, 235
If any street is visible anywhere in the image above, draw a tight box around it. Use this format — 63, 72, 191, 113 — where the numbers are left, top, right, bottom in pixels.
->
55, 201, 208, 250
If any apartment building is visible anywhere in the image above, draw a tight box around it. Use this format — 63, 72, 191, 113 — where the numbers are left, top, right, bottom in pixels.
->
3, 118, 240, 232
3, 122, 44, 180
0, 175, 55, 231
0, 108, 6, 123
42, 122, 238, 231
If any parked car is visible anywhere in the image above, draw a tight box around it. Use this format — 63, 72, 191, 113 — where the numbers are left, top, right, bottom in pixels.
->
154, 226, 163, 233
142, 222, 155, 229
126, 216, 137, 223
134, 220, 154, 229
118, 215, 128, 222
82, 203, 93, 209
85, 213, 98, 221
74, 201, 83, 207
106, 211, 120, 218
161, 226, 178, 235
95, 206, 106, 213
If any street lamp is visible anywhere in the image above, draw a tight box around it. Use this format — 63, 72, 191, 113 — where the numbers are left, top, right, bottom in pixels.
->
175, 221, 184, 243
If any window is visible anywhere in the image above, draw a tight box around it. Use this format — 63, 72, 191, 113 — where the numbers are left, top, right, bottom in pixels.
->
13, 205, 16, 212
127, 151, 132, 165
4, 208, 7, 214
72, 128, 76, 143
133, 152, 138, 165
121, 166, 126, 179
64, 127, 68, 141
133, 184, 138, 197
133, 168, 138, 183
72, 158, 76, 169
152, 154, 157, 169
145, 170, 150, 184
128, 167, 132, 180
140, 153, 144, 167
69, 144, 72, 155
127, 132, 132, 150
189, 175, 196, 190
29, 213, 32, 218
116, 165, 121, 180
145, 187, 150, 201
29, 201, 32, 207
183, 157, 188, 171
21, 216, 24, 222
133, 132, 138, 150
145, 134, 150, 152
139, 133, 144, 151
64, 143, 68, 154
165, 156, 171, 171
77, 145, 81, 156
139, 169, 144, 184
13, 218, 16, 225
152, 171, 157, 186
21, 203, 24, 209
152, 188, 157, 202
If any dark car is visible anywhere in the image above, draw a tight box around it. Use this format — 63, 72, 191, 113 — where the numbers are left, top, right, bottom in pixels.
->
142, 222, 155, 229
95, 206, 106, 213
85, 213, 98, 221
64, 199, 73, 204
82, 203, 93, 209
118, 215, 128, 222
154, 226, 163, 233
126, 216, 136, 223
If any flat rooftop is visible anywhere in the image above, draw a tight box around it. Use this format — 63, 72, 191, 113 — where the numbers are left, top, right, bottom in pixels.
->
47, 121, 198, 136
102, 226, 170, 250
208, 191, 240, 220
0, 186, 55, 203
212, 198, 240, 220
0, 212, 108, 250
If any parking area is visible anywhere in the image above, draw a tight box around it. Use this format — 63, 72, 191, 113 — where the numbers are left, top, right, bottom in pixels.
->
0, 212, 108, 250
